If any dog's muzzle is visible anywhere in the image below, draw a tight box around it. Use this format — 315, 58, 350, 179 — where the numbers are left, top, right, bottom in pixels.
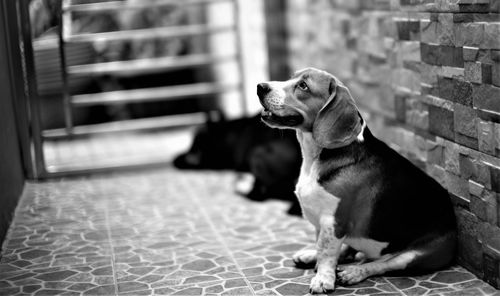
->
257, 83, 303, 127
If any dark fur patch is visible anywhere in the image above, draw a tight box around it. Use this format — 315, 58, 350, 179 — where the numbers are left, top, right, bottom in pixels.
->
317, 128, 456, 257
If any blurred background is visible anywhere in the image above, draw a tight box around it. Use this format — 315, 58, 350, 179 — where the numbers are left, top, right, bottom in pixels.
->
25, 0, 271, 172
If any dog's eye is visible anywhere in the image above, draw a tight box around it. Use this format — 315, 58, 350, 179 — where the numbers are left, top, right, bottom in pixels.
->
298, 81, 309, 91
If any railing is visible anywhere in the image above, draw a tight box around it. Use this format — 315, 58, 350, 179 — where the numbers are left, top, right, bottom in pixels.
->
32, 0, 246, 176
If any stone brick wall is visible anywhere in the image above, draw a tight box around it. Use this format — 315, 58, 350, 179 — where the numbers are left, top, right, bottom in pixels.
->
285, 0, 500, 287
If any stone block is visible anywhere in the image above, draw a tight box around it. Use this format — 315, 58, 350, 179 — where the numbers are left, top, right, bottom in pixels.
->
405, 97, 429, 129
421, 43, 440, 65
429, 105, 455, 140
463, 46, 479, 61
437, 13, 456, 45
453, 13, 474, 22
445, 171, 470, 199
477, 49, 494, 64
394, 94, 406, 122
492, 50, 500, 62
438, 76, 456, 100
486, 162, 500, 193
458, 233, 484, 276
482, 63, 493, 84
483, 245, 500, 288
456, 133, 479, 149
469, 181, 498, 225
399, 41, 421, 62
491, 0, 500, 12
420, 64, 441, 85
478, 120, 497, 154
483, 23, 500, 49
456, 206, 480, 237
478, 161, 494, 189
427, 163, 447, 185
442, 66, 465, 79
392, 68, 421, 92
420, 20, 438, 44
496, 123, 500, 150
439, 45, 464, 67
473, 13, 500, 22
407, 108, 430, 129
459, 4, 490, 12
479, 222, 500, 253
396, 20, 420, 41
492, 62, 500, 87
454, 103, 478, 137
438, 76, 473, 106
473, 84, 500, 113
469, 179, 485, 197
460, 154, 478, 179
454, 79, 474, 106
427, 141, 444, 166
454, 22, 485, 47
465, 62, 483, 83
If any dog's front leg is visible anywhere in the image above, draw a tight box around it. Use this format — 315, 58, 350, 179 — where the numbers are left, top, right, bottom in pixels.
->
310, 215, 344, 294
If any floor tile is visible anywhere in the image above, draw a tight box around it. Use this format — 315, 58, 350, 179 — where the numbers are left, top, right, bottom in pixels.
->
1, 169, 497, 295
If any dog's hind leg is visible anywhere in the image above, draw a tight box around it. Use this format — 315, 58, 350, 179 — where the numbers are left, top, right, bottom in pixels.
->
336, 232, 456, 285
336, 250, 421, 285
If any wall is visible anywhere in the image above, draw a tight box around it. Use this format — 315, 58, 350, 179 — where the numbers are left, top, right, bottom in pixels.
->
263, 0, 290, 81
0, 1, 26, 244
286, 0, 500, 287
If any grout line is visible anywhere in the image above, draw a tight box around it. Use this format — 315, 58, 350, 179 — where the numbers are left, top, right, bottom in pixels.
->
184, 174, 257, 296
102, 181, 120, 296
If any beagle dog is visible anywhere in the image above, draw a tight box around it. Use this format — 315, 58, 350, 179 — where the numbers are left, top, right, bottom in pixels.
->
257, 68, 457, 293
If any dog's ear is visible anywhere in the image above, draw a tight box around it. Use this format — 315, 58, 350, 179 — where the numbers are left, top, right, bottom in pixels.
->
312, 78, 362, 148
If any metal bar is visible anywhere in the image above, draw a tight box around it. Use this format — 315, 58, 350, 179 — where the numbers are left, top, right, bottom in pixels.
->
58, 0, 74, 134
2, 0, 35, 178
68, 54, 237, 77
66, 24, 235, 43
233, 0, 248, 115
61, 0, 72, 39
64, 0, 231, 13
71, 82, 240, 106
15, 0, 47, 178
43, 112, 207, 139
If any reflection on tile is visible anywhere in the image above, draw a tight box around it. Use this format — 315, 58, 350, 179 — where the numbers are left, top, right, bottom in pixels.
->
1, 169, 497, 295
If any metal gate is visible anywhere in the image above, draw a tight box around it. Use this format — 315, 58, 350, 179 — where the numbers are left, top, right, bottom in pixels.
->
17, 0, 248, 178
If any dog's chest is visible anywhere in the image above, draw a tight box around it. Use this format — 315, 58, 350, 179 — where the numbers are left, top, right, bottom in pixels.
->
295, 162, 339, 229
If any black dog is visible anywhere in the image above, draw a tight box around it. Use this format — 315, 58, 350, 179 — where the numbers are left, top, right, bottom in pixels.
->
174, 114, 302, 215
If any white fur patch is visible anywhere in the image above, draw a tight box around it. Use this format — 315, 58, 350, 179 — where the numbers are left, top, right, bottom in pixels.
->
356, 120, 366, 142
266, 81, 287, 108
295, 133, 340, 229
234, 173, 255, 195
344, 237, 389, 259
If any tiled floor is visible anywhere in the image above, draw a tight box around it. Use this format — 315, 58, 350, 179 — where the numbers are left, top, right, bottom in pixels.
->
1, 168, 498, 295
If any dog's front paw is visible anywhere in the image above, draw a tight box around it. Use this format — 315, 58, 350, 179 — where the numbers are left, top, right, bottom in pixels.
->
292, 249, 317, 266
336, 265, 368, 285
309, 272, 335, 294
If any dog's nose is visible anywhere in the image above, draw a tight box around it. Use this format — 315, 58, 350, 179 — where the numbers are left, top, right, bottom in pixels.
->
257, 83, 271, 98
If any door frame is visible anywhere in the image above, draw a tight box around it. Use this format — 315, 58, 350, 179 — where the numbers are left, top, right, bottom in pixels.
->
2, 0, 46, 179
